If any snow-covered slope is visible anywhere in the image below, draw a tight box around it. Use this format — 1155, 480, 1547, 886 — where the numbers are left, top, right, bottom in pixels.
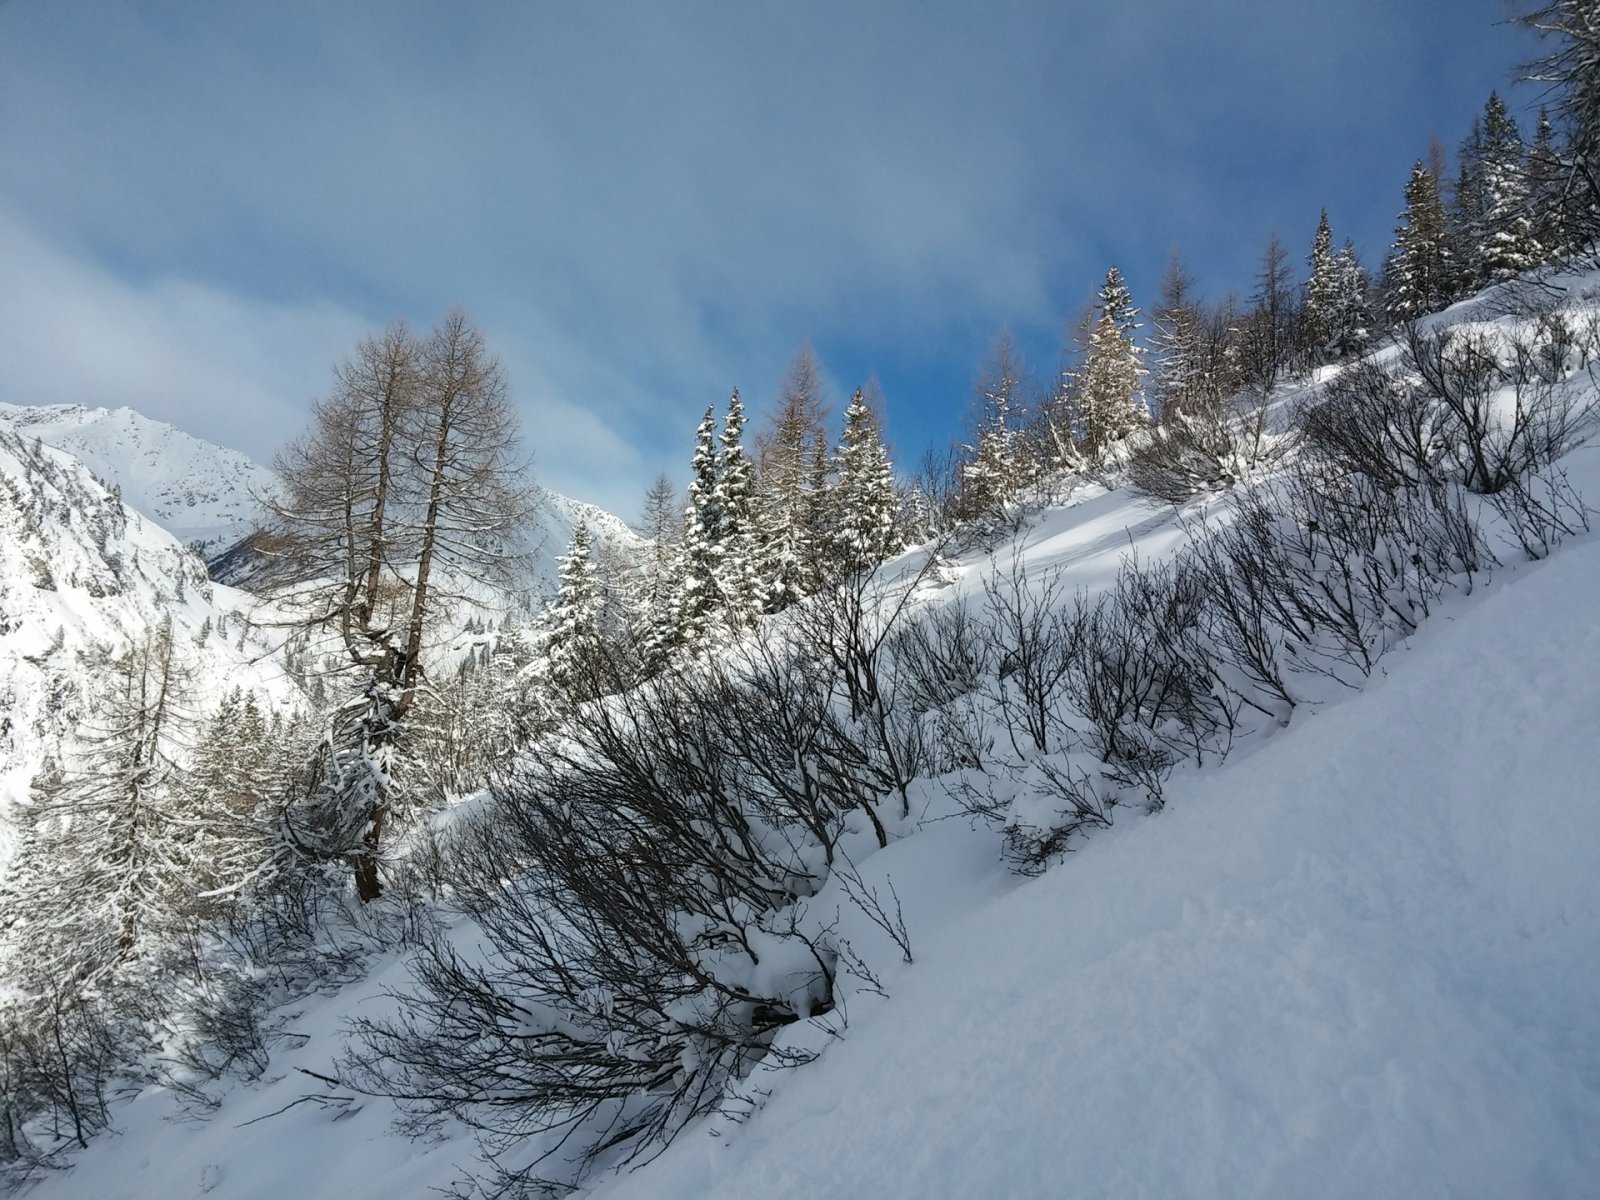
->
22, 445, 1600, 1200
0, 403, 275, 556
0, 428, 296, 822
595, 492, 1600, 1200
14, 274, 1600, 1199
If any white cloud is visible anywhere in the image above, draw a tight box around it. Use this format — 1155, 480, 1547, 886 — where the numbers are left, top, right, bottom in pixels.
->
0, 0, 1534, 518
0, 208, 368, 461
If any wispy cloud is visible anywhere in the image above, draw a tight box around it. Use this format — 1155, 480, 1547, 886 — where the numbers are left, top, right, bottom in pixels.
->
0, 1, 1534, 515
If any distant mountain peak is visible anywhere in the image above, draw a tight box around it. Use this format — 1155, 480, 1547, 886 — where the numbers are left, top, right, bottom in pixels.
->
0, 402, 276, 556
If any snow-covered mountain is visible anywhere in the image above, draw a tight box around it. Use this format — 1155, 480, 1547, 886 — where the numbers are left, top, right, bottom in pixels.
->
0, 427, 296, 825
0, 403, 276, 557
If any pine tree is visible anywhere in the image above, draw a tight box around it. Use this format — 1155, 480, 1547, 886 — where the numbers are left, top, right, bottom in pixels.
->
1151, 253, 1200, 418
1519, 1, 1600, 251
1384, 162, 1458, 322
542, 520, 605, 701
1302, 210, 1340, 361
631, 472, 682, 669
1451, 115, 1489, 286
670, 404, 722, 651
712, 389, 766, 629
1327, 240, 1373, 358
827, 388, 900, 575
182, 687, 277, 909
1530, 107, 1574, 259
1075, 266, 1149, 455
1477, 92, 1542, 282
960, 331, 1031, 518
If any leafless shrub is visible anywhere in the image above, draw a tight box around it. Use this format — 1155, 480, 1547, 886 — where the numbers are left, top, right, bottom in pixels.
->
981, 559, 1081, 757
1002, 760, 1118, 876
342, 637, 865, 1194
1488, 466, 1592, 560
1303, 321, 1597, 496
889, 598, 995, 772
1128, 392, 1292, 505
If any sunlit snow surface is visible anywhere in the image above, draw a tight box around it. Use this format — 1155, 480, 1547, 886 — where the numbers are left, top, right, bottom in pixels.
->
18, 277, 1600, 1199
0, 403, 278, 556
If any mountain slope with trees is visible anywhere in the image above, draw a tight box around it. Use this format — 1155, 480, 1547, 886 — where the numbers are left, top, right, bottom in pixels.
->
5, 5, 1600, 1195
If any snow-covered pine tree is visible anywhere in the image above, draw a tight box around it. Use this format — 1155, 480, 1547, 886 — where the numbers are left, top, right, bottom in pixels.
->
960, 331, 1031, 518
1519, 0, 1600, 252
180, 686, 276, 911
713, 389, 766, 629
1302, 210, 1340, 362
1075, 266, 1149, 457
666, 404, 725, 653
1477, 92, 1543, 283
541, 519, 605, 702
628, 472, 683, 670
1451, 115, 1488, 286
1529, 107, 1574, 260
1384, 161, 1458, 322
826, 387, 900, 575
1327, 240, 1373, 359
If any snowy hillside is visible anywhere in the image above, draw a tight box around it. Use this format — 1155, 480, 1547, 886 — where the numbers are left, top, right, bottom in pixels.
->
25, 452, 1600, 1200
589, 501, 1600, 1200
16, 266, 1600, 1199
0, 428, 296, 820
0, 403, 277, 556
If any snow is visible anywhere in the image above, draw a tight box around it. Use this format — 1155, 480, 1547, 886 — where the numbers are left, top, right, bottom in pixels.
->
0, 403, 277, 556
19, 444, 1598, 1200
0, 429, 297, 839
592, 505, 1600, 1199
11, 278, 1600, 1198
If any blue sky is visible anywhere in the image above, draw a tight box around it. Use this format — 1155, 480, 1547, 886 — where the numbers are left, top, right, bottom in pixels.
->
0, 2, 1536, 517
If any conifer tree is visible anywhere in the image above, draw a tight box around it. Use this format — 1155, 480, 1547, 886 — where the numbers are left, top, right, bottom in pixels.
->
713, 389, 766, 629
1302, 210, 1340, 361
1477, 92, 1543, 282
631, 472, 682, 668
756, 345, 829, 610
827, 388, 900, 575
1530, 107, 1574, 259
1327, 240, 1373, 358
960, 331, 1031, 517
1237, 235, 1298, 388
269, 311, 536, 902
182, 686, 277, 909
542, 520, 604, 701
1384, 162, 1458, 322
670, 405, 722, 651
1075, 267, 1149, 456
1519, 0, 1600, 250
1452, 115, 1489, 286
1151, 254, 1200, 419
